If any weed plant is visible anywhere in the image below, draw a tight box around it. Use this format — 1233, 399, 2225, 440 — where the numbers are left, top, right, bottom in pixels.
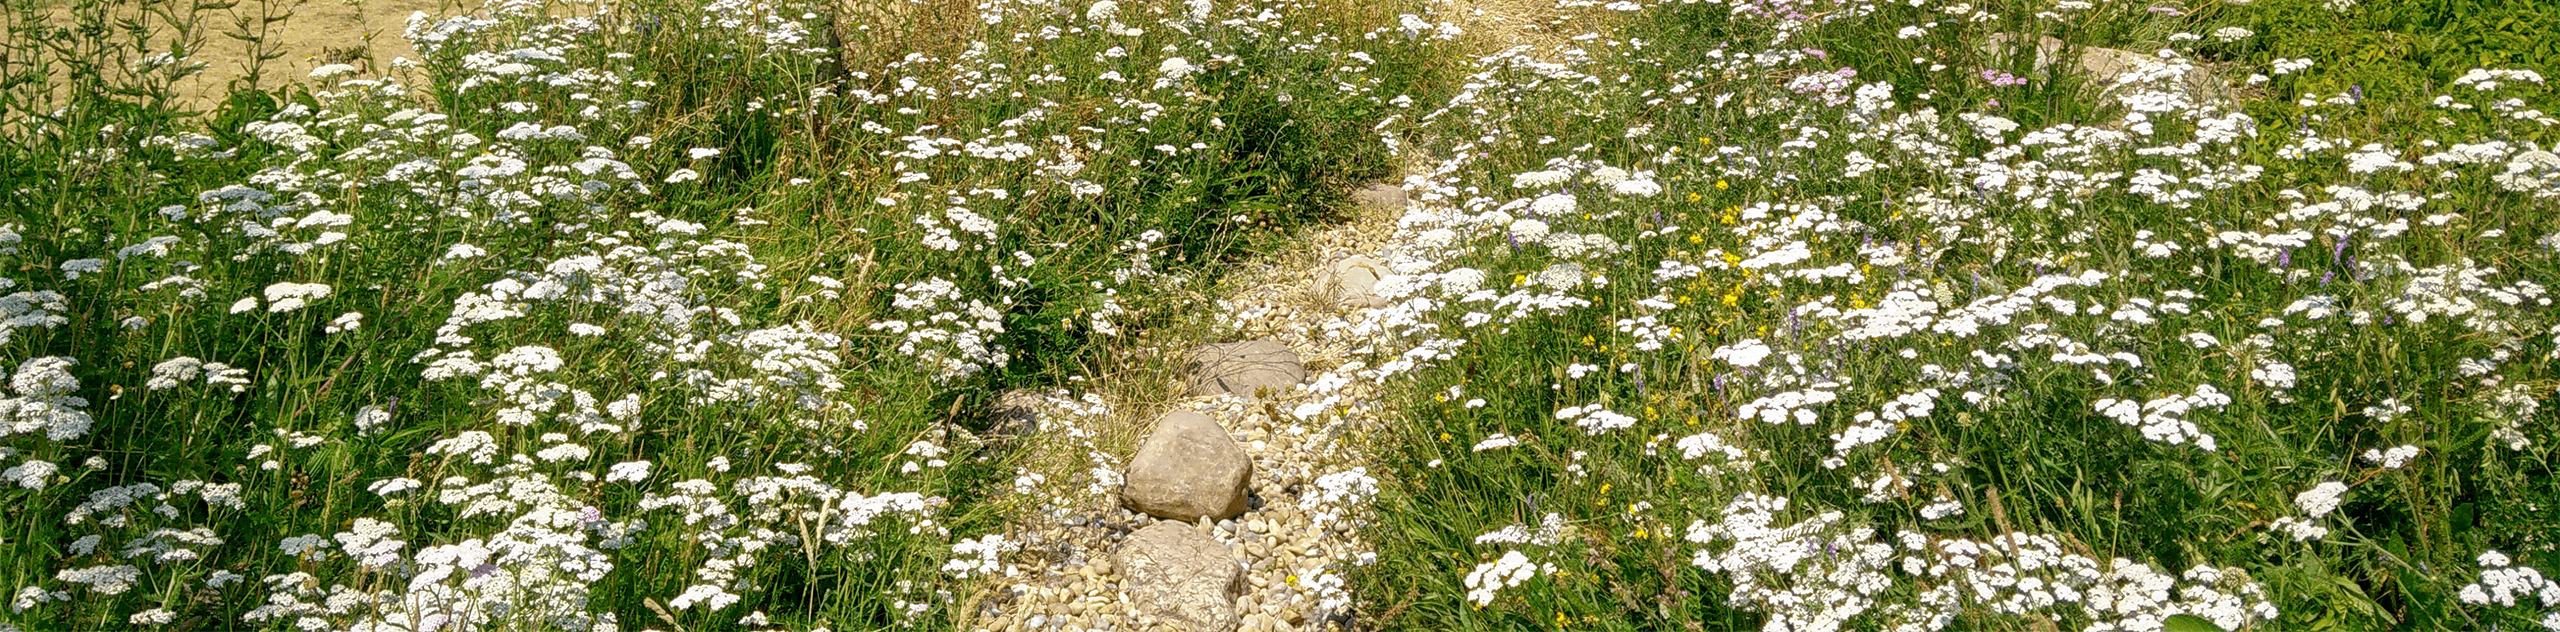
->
0, 0, 1446, 628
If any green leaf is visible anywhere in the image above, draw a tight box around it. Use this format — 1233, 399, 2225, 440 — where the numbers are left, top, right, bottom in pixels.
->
2164, 614, 2230, 632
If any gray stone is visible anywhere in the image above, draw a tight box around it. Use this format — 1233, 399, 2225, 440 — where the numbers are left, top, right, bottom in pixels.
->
1121, 411, 1252, 521
1183, 340, 1305, 398
987, 389, 1046, 439
1350, 183, 1407, 213
1117, 522, 1244, 632
1318, 255, 1388, 309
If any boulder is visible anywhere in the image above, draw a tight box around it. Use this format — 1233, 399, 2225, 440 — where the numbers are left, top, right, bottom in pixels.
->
1183, 340, 1305, 398
1121, 411, 1252, 521
1117, 522, 1244, 632
1318, 255, 1389, 309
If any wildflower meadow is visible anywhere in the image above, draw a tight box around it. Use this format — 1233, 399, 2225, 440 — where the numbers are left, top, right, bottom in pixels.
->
1, 0, 2555, 629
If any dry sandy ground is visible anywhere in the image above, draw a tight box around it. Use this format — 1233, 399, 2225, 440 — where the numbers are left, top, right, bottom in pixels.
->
19, 0, 469, 111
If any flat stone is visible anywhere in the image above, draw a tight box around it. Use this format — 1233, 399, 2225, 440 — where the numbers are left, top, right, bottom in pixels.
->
1183, 340, 1305, 398
1349, 183, 1407, 213
1317, 256, 1388, 309
1121, 411, 1252, 521
1117, 522, 1244, 632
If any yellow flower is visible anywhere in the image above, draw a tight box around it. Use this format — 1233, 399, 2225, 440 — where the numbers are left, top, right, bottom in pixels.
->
1687, 191, 1702, 202
1439, 432, 1452, 442
1715, 180, 1729, 190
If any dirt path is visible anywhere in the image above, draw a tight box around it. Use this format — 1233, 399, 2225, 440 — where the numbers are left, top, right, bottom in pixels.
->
954, 176, 1418, 632
944, 0, 1582, 628
16, 0, 453, 112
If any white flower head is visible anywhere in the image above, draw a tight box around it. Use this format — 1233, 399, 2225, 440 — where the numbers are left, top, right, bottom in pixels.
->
2294, 481, 2349, 517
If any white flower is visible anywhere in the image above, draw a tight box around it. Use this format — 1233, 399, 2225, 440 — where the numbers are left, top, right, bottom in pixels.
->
1535, 263, 1585, 291
1085, 0, 1118, 22
60, 258, 107, 279
1529, 192, 1576, 216
4, 460, 56, 489
1463, 550, 1546, 606
670, 583, 742, 610
2360, 445, 2420, 469
1712, 339, 1773, 367
2273, 516, 2330, 541
1511, 169, 1571, 188
2294, 481, 2349, 517
1612, 178, 1662, 197
129, 607, 177, 626
367, 477, 422, 496
1507, 218, 1550, 242
262, 282, 331, 312
228, 297, 258, 314
607, 460, 653, 483
54, 565, 140, 594
325, 311, 363, 334
1158, 57, 1196, 80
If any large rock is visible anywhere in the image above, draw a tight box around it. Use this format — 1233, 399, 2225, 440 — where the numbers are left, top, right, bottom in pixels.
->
1350, 182, 1407, 213
1121, 411, 1252, 521
1117, 522, 1244, 632
1318, 255, 1389, 309
1183, 340, 1305, 398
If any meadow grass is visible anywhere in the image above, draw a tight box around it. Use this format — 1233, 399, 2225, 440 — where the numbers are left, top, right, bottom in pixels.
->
1340, 0, 2560, 630
0, 0, 1449, 628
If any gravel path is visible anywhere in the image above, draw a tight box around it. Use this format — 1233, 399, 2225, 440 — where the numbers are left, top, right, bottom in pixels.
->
960, 183, 1419, 632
